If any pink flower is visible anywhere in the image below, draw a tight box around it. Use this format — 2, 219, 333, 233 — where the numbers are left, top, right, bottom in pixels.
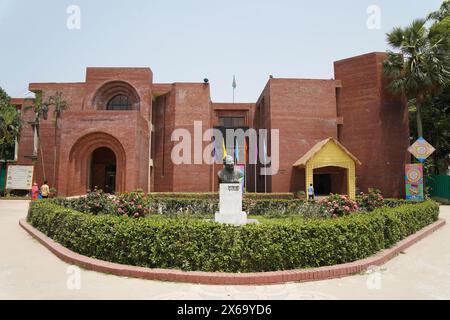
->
332, 214, 337, 219
344, 206, 350, 211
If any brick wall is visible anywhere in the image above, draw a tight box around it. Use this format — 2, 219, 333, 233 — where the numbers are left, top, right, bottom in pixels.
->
266, 79, 341, 193
334, 52, 410, 198
11, 53, 409, 197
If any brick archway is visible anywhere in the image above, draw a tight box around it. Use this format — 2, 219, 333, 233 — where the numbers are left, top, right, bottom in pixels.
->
67, 132, 126, 196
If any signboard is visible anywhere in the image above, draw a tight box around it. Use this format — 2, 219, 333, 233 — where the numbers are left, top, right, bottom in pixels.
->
405, 164, 424, 201
5, 165, 34, 190
408, 137, 435, 163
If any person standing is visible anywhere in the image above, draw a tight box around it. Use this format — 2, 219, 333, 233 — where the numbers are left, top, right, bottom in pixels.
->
40, 181, 50, 199
31, 183, 39, 200
308, 183, 315, 201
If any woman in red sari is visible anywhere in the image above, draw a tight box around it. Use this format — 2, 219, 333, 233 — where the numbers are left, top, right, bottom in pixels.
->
31, 183, 39, 200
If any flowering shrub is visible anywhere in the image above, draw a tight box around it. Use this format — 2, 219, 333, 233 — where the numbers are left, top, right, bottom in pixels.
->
357, 188, 384, 212
52, 189, 392, 220
53, 188, 115, 215
319, 194, 359, 218
114, 191, 149, 218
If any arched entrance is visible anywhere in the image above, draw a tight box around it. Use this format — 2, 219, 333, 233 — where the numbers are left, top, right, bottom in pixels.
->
89, 147, 117, 193
313, 166, 348, 196
67, 132, 126, 196
293, 138, 361, 200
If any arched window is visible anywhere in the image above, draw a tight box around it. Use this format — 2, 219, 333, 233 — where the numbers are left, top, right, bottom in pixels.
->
107, 95, 131, 111
92, 81, 140, 111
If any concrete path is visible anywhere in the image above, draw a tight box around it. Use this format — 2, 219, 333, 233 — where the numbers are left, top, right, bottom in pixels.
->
1, 200, 449, 300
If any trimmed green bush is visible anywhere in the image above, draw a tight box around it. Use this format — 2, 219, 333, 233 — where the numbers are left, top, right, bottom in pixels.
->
52, 195, 305, 217
383, 198, 410, 208
148, 198, 217, 218
380, 200, 439, 246
147, 192, 295, 200
27, 200, 439, 273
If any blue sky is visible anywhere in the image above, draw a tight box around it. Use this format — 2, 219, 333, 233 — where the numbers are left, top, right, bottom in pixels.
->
0, 0, 443, 102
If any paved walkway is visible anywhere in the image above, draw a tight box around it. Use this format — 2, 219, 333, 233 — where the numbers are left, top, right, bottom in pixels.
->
1, 200, 449, 300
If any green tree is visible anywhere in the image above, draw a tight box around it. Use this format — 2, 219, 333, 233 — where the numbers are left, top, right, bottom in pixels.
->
383, 17, 450, 138
412, 87, 450, 174
25, 91, 49, 179
0, 87, 22, 183
416, 1, 450, 174
428, 0, 449, 23
46, 92, 69, 186
26, 91, 69, 184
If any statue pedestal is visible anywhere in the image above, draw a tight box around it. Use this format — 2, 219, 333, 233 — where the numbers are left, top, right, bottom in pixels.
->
215, 183, 248, 226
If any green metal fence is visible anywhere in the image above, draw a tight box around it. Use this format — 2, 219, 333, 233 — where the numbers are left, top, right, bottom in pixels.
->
0, 165, 5, 193
427, 175, 450, 203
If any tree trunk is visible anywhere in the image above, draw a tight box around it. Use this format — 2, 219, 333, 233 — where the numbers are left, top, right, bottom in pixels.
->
53, 118, 57, 189
36, 122, 46, 181
32, 124, 38, 157
416, 100, 424, 138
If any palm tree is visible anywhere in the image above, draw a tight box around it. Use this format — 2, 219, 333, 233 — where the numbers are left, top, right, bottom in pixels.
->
25, 91, 49, 179
383, 18, 450, 138
25, 91, 69, 185
46, 92, 69, 186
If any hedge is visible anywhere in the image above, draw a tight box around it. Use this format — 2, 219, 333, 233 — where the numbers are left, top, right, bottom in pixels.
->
147, 192, 295, 200
27, 200, 439, 273
383, 198, 410, 208
148, 198, 306, 217
53, 196, 305, 217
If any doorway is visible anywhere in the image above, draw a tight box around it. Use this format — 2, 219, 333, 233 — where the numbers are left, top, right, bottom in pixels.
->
314, 174, 332, 195
90, 147, 117, 193
313, 166, 348, 196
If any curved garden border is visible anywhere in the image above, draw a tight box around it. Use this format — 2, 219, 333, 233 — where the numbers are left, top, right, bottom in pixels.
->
19, 218, 445, 285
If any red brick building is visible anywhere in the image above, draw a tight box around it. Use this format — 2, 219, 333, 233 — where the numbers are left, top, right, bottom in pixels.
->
11, 52, 409, 197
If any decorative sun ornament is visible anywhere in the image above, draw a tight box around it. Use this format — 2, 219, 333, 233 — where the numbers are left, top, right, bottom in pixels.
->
408, 137, 435, 163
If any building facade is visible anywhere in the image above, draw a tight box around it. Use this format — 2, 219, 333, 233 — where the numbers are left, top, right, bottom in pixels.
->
11, 52, 410, 198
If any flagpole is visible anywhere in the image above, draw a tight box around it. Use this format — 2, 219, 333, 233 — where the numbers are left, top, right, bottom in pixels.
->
264, 138, 267, 193
244, 164, 247, 192
244, 142, 247, 193
254, 139, 257, 193
265, 170, 267, 194
255, 163, 257, 193
232, 75, 236, 104
212, 139, 214, 192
